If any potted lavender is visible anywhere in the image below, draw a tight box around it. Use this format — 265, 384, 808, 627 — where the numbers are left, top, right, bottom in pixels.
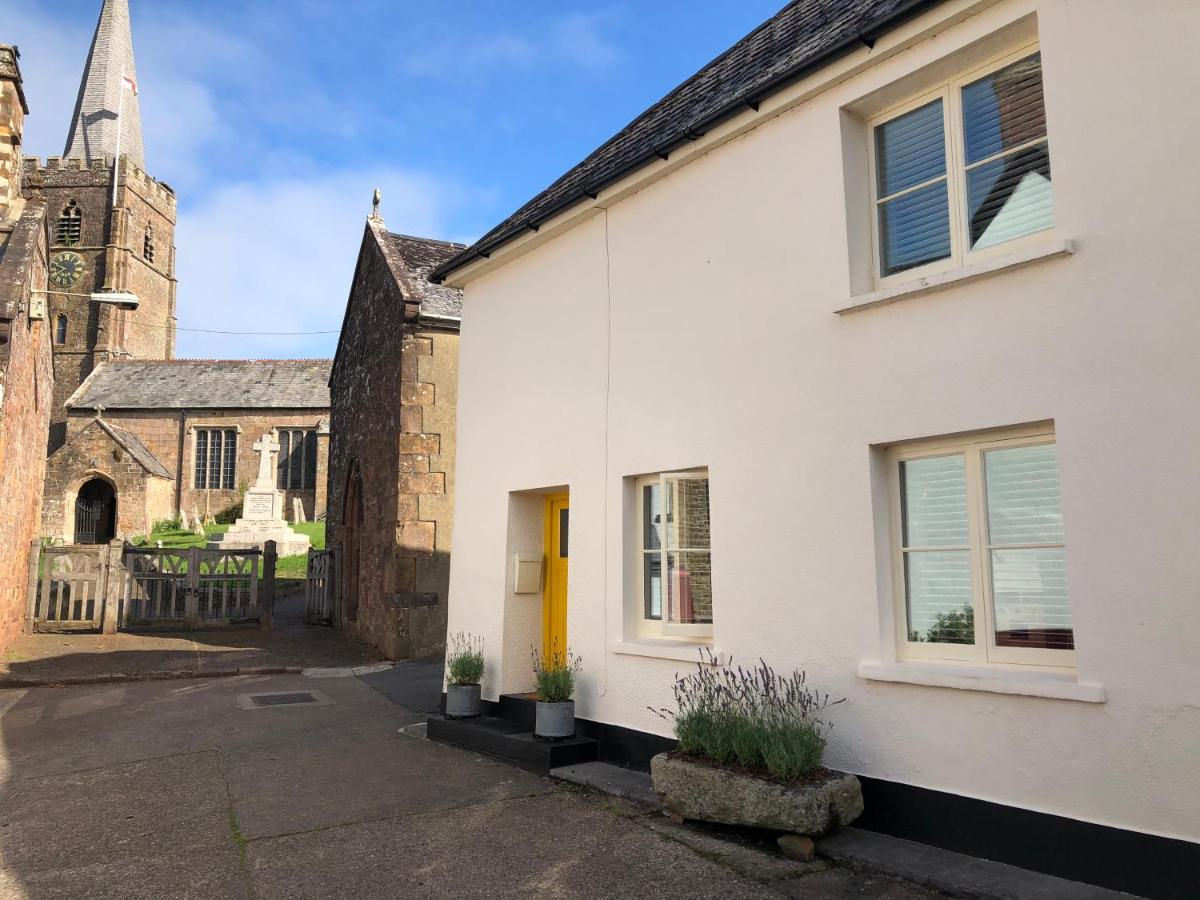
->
444, 632, 484, 719
532, 646, 582, 739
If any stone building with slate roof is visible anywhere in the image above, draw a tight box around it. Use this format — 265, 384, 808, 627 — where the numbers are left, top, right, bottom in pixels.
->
430, 1, 1200, 894
21, 2, 335, 545
42, 359, 331, 542
327, 214, 462, 659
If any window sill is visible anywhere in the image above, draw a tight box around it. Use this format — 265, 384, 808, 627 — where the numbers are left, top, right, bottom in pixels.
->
837, 239, 1075, 314
611, 640, 727, 665
857, 660, 1105, 703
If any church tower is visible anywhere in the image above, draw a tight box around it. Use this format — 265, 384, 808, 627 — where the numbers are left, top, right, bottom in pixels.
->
25, 0, 177, 453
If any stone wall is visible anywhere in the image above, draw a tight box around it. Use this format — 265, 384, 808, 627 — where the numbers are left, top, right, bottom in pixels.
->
328, 223, 459, 660
42, 417, 168, 540
42, 406, 330, 539
0, 46, 53, 649
24, 156, 177, 453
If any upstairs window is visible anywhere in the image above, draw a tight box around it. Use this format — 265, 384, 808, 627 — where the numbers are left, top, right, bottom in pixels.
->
55, 201, 83, 247
55, 315, 68, 345
143, 225, 155, 263
636, 470, 713, 639
870, 49, 1053, 282
194, 428, 237, 490
277, 429, 318, 490
889, 425, 1073, 668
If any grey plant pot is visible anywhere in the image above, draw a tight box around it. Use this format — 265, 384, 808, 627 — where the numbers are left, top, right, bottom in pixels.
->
445, 683, 481, 719
535, 700, 575, 739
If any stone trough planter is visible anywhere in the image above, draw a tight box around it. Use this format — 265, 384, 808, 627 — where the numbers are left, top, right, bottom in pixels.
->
650, 753, 863, 837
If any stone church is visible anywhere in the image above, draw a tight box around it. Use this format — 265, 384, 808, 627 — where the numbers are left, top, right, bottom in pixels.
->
27, 0, 331, 543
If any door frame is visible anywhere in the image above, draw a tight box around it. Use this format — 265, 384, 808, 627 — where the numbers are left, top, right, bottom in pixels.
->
542, 493, 569, 662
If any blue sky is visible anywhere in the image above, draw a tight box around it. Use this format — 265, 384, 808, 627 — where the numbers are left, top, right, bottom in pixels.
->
4, 0, 782, 358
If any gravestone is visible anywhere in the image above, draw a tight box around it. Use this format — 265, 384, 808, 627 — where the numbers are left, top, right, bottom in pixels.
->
292, 497, 307, 523
207, 431, 312, 556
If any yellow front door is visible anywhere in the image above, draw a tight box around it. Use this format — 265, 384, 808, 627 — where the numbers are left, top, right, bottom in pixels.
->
543, 493, 569, 662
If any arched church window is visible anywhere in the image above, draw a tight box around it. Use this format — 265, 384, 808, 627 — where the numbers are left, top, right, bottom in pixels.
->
56, 201, 83, 247
143, 225, 155, 263
55, 315, 68, 345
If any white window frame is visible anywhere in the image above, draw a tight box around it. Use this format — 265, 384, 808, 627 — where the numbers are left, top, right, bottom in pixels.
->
887, 424, 1074, 670
634, 470, 714, 641
867, 42, 1052, 290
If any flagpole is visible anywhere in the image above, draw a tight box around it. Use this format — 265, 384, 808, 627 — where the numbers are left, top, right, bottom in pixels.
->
112, 66, 125, 208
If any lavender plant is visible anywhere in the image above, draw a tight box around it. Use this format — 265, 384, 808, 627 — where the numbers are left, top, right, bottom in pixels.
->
446, 632, 484, 686
531, 644, 582, 703
652, 648, 843, 781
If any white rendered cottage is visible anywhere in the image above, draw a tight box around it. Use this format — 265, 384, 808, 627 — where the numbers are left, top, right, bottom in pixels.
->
431, 2, 1200, 894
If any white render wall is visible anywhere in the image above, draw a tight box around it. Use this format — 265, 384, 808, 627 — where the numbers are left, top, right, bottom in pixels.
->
446, 0, 1200, 841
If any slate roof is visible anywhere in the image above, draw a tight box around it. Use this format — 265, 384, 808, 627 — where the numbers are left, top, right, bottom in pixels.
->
432, 0, 939, 282
96, 419, 172, 478
388, 233, 465, 320
67, 359, 332, 410
64, 0, 145, 167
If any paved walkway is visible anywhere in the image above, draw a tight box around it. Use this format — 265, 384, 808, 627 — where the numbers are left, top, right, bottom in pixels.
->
1, 587, 383, 686
0, 664, 938, 899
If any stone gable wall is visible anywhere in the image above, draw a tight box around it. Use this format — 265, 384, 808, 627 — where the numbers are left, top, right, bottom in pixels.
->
42, 419, 166, 540
328, 224, 458, 660
0, 52, 52, 650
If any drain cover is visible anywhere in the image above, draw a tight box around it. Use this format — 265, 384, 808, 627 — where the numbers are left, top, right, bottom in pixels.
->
237, 689, 332, 710
253, 692, 316, 707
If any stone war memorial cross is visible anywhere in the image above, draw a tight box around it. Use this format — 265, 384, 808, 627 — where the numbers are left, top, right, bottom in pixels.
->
207, 429, 312, 556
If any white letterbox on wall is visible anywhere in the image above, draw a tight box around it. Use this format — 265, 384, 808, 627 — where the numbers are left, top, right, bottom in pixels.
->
513, 552, 543, 594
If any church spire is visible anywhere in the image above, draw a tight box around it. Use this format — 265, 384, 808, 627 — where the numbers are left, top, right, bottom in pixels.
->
63, 0, 144, 168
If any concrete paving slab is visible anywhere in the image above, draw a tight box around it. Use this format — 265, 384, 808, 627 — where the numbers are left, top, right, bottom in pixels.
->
771, 867, 944, 898
552, 760, 660, 807
0, 847, 250, 900
1, 674, 412, 779
224, 726, 553, 840
819, 827, 1134, 899
246, 790, 775, 900
0, 750, 231, 870
0, 591, 382, 686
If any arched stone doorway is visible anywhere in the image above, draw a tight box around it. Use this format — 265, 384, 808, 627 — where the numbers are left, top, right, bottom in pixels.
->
341, 463, 363, 623
75, 477, 117, 544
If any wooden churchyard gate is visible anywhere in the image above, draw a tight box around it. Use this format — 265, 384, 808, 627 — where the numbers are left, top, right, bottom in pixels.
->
28, 540, 277, 633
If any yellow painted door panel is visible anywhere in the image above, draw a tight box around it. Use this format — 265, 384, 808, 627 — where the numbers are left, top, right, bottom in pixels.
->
543, 494, 569, 662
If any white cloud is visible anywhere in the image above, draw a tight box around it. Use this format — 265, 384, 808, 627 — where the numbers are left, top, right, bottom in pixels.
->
2, 1, 239, 188
174, 167, 487, 360
550, 12, 622, 70
403, 11, 622, 81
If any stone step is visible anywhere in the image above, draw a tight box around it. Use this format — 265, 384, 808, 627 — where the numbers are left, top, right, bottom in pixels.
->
550, 760, 659, 808
425, 714, 598, 775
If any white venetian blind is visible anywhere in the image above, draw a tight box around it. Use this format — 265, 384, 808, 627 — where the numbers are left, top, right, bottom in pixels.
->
900, 455, 974, 644
984, 443, 1072, 650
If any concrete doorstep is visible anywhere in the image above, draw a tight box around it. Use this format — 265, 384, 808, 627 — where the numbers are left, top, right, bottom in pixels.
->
551, 761, 1137, 900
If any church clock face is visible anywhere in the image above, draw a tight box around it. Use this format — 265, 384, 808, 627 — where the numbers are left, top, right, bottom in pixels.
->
49, 251, 86, 289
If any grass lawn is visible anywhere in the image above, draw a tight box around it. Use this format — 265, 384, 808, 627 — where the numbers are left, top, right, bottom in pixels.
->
131, 522, 325, 580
